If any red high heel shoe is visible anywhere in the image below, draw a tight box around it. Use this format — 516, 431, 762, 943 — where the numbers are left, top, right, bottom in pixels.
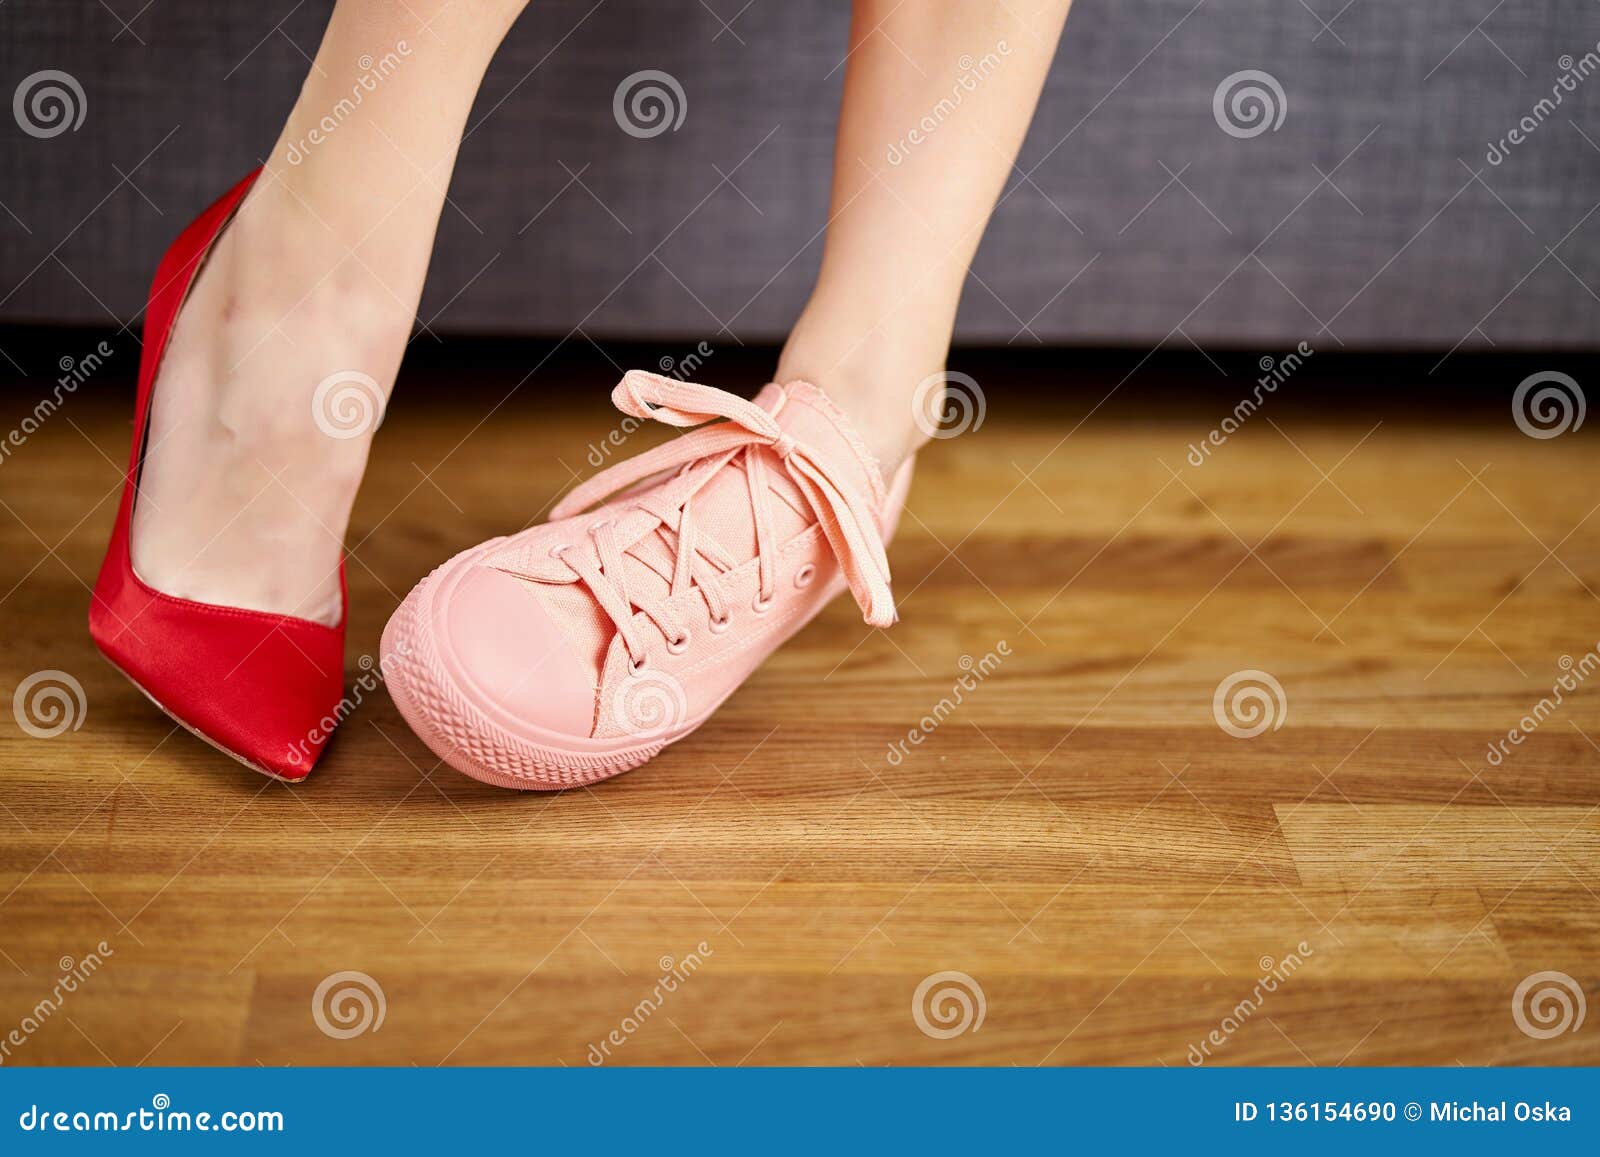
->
88, 169, 346, 782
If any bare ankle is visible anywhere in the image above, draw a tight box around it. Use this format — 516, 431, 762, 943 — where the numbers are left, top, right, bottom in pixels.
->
776, 316, 948, 477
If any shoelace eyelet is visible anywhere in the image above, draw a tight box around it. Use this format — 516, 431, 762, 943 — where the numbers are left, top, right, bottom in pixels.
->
666, 631, 691, 654
751, 593, 773, 614
708, 614, 731, 634
629, 655, 649, 674
793, 563, 816, 589
548, 544, 568, 559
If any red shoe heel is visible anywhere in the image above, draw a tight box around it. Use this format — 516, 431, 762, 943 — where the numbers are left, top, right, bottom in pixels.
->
88, 170, 346, 782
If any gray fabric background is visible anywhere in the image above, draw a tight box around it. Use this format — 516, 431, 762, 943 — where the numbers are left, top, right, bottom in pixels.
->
2, 1, 1597, 348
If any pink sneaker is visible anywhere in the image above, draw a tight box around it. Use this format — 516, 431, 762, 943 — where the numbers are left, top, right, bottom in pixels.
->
381, 371, 913, 790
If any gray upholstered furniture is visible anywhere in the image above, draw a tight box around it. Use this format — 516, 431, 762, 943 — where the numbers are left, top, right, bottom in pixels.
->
3, 0, 1597, 348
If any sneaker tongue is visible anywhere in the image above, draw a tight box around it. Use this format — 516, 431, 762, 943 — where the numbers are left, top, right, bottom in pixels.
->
654, 380, 883, 566
523, 381, 885, 679
768, 380, 886, 508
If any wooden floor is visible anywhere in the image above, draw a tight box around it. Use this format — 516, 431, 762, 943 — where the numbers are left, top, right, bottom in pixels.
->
0, 352, 1596, 1066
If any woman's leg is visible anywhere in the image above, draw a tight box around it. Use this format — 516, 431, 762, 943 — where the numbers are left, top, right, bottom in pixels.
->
132, 0, 530, 626
776, 0, 1073, 475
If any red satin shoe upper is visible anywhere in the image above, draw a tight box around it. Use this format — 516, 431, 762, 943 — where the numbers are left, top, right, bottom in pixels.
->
88, 170, 347, 781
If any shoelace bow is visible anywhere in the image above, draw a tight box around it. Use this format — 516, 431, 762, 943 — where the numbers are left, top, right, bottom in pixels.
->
547, 370, 895, 666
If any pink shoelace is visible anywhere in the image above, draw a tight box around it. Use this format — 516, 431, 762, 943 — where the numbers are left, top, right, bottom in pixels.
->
547, 371, 895, 666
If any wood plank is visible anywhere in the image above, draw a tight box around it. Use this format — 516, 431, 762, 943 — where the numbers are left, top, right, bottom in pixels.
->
1277, 805, 1600, 886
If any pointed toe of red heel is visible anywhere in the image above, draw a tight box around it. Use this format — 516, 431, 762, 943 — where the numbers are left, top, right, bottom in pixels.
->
89, 170, 349, 782
89, 587, 345, 781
